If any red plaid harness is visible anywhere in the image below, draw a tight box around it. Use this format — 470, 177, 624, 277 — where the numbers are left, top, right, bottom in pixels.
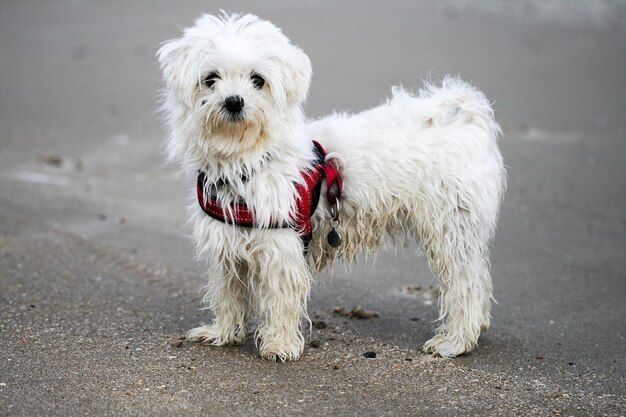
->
196, 141, 342, 250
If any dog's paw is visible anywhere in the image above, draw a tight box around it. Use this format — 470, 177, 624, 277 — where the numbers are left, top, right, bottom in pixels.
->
259, 338, 304, 362
186, 324, 245, 346
423, 333, 475, 358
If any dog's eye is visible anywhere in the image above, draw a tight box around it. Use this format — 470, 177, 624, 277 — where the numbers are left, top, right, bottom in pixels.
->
251, 73, 265, 89
204, 72, 219, 88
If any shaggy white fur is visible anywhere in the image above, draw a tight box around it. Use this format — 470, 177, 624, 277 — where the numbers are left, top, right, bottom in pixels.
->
158, 12, 506, 361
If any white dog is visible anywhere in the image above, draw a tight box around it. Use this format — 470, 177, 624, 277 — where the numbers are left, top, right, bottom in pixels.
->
158, 12, 506, 361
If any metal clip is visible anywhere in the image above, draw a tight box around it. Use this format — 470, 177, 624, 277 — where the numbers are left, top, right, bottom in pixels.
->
329, 199, 340, 222
327, 200, 342, 248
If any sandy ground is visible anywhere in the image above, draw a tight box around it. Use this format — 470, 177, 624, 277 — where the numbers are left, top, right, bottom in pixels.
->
0, 1, 625, 415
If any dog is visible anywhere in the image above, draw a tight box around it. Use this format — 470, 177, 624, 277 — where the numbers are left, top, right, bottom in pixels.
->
158, 12, 506, 361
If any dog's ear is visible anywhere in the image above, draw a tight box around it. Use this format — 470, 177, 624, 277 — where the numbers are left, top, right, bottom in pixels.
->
157, 37, 192, 100
278, 45, 312, 107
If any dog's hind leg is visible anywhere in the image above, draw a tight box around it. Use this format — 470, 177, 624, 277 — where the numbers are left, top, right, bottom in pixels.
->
252, 233, 311, 362
187, 259, 249, 346
422, 208, 493, 357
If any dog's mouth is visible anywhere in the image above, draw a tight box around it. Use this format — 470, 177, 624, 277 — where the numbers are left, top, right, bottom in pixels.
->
212, 111, 251, 133
223, 111, 245, 123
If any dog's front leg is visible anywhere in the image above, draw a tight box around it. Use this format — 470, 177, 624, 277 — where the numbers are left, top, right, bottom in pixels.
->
253, 233, 311, 362
187, 258, 249, 346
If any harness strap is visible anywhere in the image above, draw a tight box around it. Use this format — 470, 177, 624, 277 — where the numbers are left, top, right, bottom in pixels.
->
197, 173, 263, 228
196, 141, 342, 251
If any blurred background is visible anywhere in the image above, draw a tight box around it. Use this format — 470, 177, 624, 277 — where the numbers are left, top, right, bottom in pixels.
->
1, 1, 624, 414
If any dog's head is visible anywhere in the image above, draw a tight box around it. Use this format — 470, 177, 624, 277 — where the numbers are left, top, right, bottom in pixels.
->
158, 12, 312, 160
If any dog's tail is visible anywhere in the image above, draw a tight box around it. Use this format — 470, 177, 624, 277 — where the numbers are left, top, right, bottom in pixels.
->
392, 76, 501, 139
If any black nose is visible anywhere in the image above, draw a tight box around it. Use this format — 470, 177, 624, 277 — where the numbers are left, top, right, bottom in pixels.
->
224, 95, 244, 114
